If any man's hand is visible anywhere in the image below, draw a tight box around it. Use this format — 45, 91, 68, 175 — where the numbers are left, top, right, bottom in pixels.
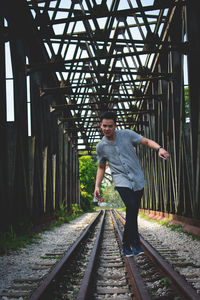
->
94, 161, 106, 201
159, 148, 170, 160
94, 186, 102, 201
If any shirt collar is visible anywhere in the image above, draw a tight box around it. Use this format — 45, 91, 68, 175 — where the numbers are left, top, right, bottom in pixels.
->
102, 130, 118, 144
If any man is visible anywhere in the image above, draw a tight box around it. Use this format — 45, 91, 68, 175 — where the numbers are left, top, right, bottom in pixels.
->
94, 111, 170, 257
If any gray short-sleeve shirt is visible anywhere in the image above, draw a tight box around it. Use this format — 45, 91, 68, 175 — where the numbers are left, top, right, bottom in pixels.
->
96, 129, 146, 191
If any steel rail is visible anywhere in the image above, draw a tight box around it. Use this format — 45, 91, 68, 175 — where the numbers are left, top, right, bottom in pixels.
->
110, 210, 151, 300
29, 210, 102, 300
114, 210, 200, 300
76, 210, 106, 300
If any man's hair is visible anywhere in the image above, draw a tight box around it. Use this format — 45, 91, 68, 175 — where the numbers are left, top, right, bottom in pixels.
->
100, 111, 117, 123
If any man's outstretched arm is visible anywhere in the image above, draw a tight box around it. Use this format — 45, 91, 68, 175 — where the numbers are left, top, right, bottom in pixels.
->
94, 161, 106, 200
140, 137, 170, 160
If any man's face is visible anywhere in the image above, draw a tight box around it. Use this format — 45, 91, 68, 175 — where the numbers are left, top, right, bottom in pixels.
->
100, 118, 117, 139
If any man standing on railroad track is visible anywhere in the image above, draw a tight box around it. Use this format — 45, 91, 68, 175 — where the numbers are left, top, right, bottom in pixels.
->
94, 111, 170, 257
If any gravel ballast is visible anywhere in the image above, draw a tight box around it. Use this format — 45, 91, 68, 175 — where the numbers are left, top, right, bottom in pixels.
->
0, 212, 200, 298
138, 215, 200, 266
0, 213, 97, 297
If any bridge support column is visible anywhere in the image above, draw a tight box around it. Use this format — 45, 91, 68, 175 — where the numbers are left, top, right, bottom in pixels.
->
186, 0, 200, 218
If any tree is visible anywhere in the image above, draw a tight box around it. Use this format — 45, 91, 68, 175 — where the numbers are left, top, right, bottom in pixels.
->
101, 183, 125, 208
79, 155, 97, 211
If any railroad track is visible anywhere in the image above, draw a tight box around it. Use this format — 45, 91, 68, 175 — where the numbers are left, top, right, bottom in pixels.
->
27, 209, 200, 299
77, 209, 150, 300
29, 209, 149, 299
114, 209, 200, 300
1, 210, 199, 299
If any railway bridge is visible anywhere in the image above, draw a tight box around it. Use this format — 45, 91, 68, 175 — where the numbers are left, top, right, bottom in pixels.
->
0, 0, 199, 231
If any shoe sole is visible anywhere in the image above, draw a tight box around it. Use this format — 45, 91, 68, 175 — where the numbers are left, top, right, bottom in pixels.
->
136, 251, 144, 256
121, 251, 134, 257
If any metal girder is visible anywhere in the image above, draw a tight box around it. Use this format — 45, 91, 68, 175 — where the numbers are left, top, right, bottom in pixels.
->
23, 0, 184, 151
30, 3, 182, 25
2, 0, 199, 229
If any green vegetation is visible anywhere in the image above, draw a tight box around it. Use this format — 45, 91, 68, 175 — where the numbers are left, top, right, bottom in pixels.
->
79, 155, 97, 211
78, 154, 125, 209
0, 153, 97, 255
139, 212, 200, 240
0, 224, 41, 255
0, 203, 84, 255
0, 154, 97, 255
161, 276, 169, 289
55, 202, 83, 225
101, 183, 125, 208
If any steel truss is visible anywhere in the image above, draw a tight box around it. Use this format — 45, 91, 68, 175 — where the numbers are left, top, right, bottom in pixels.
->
0, 0, 199, 229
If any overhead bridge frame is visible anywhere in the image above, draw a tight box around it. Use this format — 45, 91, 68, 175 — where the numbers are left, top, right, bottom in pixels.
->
0, 0, 199, 230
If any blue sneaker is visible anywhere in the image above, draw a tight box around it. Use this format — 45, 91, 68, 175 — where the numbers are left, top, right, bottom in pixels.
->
132, 244, 144, 256
121, 245, 134, 257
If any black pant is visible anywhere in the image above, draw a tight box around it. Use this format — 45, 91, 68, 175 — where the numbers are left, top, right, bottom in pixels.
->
116, 187, 144, 247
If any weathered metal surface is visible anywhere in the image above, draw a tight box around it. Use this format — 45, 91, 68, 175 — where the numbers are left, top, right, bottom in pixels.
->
115, 210, 200, 300
110, 210, 151, 300
29, 210, 102, 300
0, 0, 199, 229
76, 210, 106, 300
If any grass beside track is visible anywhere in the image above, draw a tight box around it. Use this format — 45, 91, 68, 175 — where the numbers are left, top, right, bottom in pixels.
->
1, 207, 198, 256
139, 212, 200, 241
0, 204, 86, 255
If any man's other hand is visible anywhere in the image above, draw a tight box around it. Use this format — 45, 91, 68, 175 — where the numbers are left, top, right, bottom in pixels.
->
94, 187, 101, 201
